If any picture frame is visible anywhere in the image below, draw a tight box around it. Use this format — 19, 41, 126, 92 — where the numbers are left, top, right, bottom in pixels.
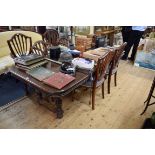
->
74, 26, 90, 35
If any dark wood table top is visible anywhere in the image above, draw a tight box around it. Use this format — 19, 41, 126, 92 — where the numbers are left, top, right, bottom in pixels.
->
9, 59, 89, 97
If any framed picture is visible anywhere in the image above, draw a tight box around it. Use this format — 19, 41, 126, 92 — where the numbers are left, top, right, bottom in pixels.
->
74, 26, 90, 35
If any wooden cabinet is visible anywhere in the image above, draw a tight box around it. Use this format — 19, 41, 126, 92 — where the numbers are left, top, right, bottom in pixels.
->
20, 26, 36, 31
0, 26, 10, 32
0, 26, 37, 32
94, 26, 115, 46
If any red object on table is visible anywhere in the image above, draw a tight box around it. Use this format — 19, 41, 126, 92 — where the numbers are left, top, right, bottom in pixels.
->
43, 72, 75, 89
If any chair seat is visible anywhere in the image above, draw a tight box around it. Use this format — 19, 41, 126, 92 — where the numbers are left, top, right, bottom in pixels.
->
106, 66, 118, 75
83, 76, 106, 88
111, 67, 118, 74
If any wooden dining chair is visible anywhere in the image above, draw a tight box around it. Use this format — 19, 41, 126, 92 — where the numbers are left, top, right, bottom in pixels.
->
7, 33, 33, 96
83, 50, 114, 110
42, 29, 59, 46
107, 42, 127, 94
7, 33, 32, 58
31, 40, 48, 57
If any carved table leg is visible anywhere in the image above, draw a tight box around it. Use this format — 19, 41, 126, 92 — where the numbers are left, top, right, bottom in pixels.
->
55, 98, 64, 119
36, 91, 43, 105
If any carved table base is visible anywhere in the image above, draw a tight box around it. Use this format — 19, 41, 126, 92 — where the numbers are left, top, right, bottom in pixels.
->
55, 97, 64, 118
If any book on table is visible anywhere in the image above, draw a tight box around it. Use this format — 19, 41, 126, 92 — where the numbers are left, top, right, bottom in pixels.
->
14, 53, 44, 66
27, 66, 55, 81
43, 72, 75, 89
16, 59, 48, 71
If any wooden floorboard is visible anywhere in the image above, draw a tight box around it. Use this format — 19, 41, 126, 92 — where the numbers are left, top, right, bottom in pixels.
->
0, 60, 155, 129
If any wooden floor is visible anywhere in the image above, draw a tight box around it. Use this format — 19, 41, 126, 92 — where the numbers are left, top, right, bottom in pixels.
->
0, 60, 155, 129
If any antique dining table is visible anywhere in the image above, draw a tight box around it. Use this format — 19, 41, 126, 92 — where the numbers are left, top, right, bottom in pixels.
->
9, 59, 89, 118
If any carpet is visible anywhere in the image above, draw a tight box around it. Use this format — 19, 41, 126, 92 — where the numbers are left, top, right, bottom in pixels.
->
0, 73, 26, 108
134, 51, 155, 70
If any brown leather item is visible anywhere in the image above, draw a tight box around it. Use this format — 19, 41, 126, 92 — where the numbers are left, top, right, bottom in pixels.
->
43, 72, 75, 89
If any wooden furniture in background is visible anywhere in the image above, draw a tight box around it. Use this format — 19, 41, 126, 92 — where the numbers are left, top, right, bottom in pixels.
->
31, 40, 48, 57
42, 29, 59, 46
87, 34, 97, 48
9, 26, 36, 31
37, 26, 46, 35
100, 30, 115, 46
22, 26, 35, 31
58, 38, 69, 47
7, 33, 32, 58
0, 26, 10, 32
42, 29, 69, 47
94, 26, 115, 46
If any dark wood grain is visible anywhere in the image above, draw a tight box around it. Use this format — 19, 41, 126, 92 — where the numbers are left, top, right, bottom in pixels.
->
42, 29, 59, 46
83, 51, 114, 110
10, 60, 88, 96
58, 38, 69, 47
107, 42, 127, 94
7, 33, 32, 58
31, 40, 48, 56
9, 59, 89, 118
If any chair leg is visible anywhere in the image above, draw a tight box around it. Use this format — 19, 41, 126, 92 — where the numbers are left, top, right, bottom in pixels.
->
89, 88, 92, 105
36, 91, 43, 105
108, 74, 111, 94
92, 88, 96, 110
102, 83, 104, 99
114, 72, 117, 86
